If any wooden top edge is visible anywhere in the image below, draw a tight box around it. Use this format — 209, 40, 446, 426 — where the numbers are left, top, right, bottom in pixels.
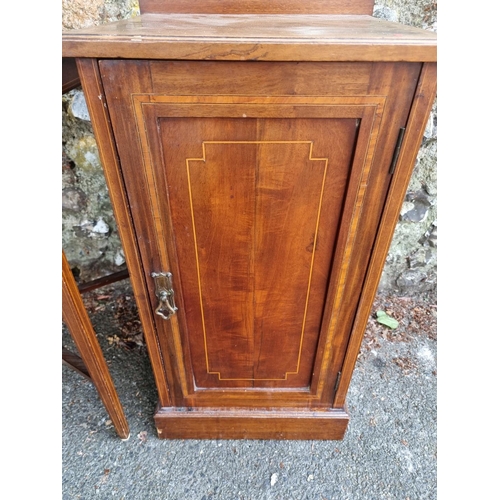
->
62, 14, 437, 62
138, 0, 375, 16
62, 13, 437, 40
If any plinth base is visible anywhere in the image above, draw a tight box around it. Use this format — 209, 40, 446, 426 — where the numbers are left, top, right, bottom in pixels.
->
154, 406, 350, 440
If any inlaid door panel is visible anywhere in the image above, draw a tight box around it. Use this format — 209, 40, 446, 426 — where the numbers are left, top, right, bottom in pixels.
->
99, 60, 420, 408
154, 118, 356, 389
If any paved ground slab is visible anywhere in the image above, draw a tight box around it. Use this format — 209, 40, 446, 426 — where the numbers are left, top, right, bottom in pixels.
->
62, 282, 437, 499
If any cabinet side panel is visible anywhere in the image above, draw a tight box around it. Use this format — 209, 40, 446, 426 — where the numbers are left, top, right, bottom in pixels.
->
311, 62, 423, 400
334, 62, 437, 407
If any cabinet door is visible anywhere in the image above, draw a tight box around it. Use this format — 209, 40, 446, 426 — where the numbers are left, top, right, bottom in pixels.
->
99, 60, 420, 408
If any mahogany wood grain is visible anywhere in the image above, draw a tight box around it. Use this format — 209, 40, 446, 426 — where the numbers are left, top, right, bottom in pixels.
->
155, 116, 355, 389
62, 251, 130, 440
149, 60, 372, 96
62, 13, 437, 62
333, 62, 438, 408
139, 0, 375, 15
99, 60, 420, 416
312, 61, 422, 404
154, 407, 349, 440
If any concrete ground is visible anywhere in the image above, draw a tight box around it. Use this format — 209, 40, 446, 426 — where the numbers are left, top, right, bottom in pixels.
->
62, 282, 437, 499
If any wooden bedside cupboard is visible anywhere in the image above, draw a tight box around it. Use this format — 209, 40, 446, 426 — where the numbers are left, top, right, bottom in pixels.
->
62, 0, 437, 439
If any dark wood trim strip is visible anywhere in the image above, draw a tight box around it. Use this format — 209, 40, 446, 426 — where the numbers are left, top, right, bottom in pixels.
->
77, 269, 130, 294
62, 348, 91, 380
62, 57, 80, 93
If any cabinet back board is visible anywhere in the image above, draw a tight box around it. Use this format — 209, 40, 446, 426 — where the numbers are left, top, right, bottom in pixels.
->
138, 0, 375, 15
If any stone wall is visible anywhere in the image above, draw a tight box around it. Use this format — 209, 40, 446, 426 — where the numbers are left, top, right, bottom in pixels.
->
62, 0, 437, 295
373, 0, 437, 294
62, 0, 140, 282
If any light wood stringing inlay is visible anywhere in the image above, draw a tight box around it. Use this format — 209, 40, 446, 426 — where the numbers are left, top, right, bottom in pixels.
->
186, 141, 328, 380
131, 94, 385, 396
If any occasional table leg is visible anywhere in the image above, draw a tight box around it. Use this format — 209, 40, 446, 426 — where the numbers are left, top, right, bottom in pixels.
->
62, 250, 130, 440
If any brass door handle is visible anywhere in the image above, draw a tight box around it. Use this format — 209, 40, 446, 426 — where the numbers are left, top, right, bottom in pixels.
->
151, 272, 178, 320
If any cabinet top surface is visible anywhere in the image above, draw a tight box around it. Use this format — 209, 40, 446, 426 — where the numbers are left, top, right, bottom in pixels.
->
62, 13, 436, 62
